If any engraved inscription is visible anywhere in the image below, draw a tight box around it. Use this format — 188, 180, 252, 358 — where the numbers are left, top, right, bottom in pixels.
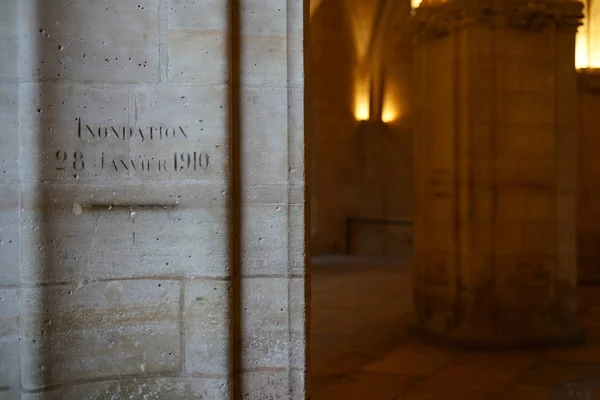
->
52, 118, 212, 177
54, 150, 209, 173
77, 118, 189, 141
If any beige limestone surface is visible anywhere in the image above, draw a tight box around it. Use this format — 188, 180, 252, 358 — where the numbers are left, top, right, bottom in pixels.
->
0, 0, 306, 399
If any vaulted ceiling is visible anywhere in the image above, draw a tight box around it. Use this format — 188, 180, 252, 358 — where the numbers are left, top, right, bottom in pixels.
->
310, 0, 412, 63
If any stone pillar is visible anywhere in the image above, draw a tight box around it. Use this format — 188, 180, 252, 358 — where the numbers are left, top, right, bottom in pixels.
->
0, 0, 21, 395
577, 70, 600, 283
0, 0, 306, 398
411, 0, 584, 346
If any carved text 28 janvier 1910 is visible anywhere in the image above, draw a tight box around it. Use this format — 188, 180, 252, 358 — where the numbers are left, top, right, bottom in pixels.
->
53, 118, 211, 174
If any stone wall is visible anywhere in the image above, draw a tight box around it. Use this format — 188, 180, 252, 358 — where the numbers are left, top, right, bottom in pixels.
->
0, 0, 306, 398
309, 0, 414, 256
0, 0, 20, 395
578, 70, 600, 283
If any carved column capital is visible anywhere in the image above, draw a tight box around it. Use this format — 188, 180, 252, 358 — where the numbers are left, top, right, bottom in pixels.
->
408, 0, 584, 44
505, 0, 584, 31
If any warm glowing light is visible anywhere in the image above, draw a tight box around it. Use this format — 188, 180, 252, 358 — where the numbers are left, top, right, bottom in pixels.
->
381, 88, 399, 123
411, 0, 422, 8
355, 98, 370, 121
576, 31, 589, 69
576, 0, 600, 69
355, 72, 370, 121
381, 107, 397, 123
576, 3, 590, 69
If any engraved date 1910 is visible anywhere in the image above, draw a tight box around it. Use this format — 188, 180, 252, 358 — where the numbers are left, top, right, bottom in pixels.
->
54, 150, 210, 174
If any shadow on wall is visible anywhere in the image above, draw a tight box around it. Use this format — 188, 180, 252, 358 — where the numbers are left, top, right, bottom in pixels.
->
23, 0, 245, 395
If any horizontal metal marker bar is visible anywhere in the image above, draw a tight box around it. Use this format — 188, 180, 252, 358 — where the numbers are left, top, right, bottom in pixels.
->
81, 204, 178, 211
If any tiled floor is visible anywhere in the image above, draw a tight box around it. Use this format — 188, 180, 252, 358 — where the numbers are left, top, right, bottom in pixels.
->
310, 256, 600, 399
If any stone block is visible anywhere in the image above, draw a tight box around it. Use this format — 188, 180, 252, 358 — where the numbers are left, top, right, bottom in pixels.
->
496, 30, 553, 60
0, 391, 20, 400
166, 31, 227, 84
241, 183, 303, 205
0, 288, 20, 388
496, 166, 555, 193
555, 219, 577, 254
183, 279, 229, 375
21, 0, 160, 83
556, 127, 577, 166
132, 84, 228, 182
469, 124, 493, 159
459, 221, 494, 255
289, 278, 306, 367
242, 0, 287, 35
0, 83, 18, 183
497, 91, 555, 125
18, 83, 130, 183
0, 0, 18, 79
19, 182, 229, 283
167, 0, 226, 30
166, 0, 227, 83
521, 223, 557, 255
556, 67, 578, 128
497, 192, 554, 223
21, 377, 230, 400
242, 204, 289, 276
494, 254, 556, 298
289, 205, 305, 275
240, 0, 288, 86
494, 223, 524, 255
166, 0, 227, 87
420, 222, 454, 252
242, 278, 290, 369
557, 164, 576, 194
242, 370, 291, 400
556, 253, 577, 284
290, 331, 305, 369
496, 125, 554, 163
290, 369, 306, 400
0, 185, 19, 284
465, 26, 494, 57
415, 250, 453, 285
241, 87, 289, 183
243, 36, 287, 86
496, 57, 554, 93
288, 88, 305, 183
286, 0, 304, 89
420, 196, 454, 223
20, 280, 181, 390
